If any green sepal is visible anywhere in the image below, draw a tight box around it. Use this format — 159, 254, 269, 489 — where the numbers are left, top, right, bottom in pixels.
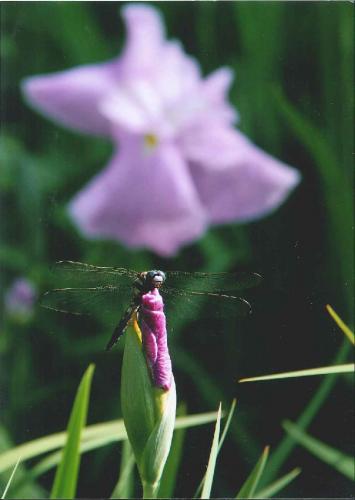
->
140, 378, 176, 486
121, 321, 156, 464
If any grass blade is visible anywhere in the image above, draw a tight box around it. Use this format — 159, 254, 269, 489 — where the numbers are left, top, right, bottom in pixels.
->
195, 400, 237, 498
255, 467, 301, 498
0, 411, 219, 476
283, 421, 354, 480
326, 304, 354, 345
236, 446, 270, 499
239, 363, 354, 383
50, 364, 95, 499
217, 399, 237, 453
200, 403, 222, 499
261, 340, 351, 485
1, 457, 21, 499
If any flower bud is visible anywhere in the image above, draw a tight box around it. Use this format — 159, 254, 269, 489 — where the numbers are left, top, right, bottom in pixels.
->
121, 289, 176, 498
5, 278, 37, 321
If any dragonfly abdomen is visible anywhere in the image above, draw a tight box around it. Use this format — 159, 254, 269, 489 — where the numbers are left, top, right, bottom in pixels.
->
105, 302, 139, 351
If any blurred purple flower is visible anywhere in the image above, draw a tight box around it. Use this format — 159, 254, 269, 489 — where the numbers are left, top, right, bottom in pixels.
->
5, 278, 37, 318
22, 4, 300, 256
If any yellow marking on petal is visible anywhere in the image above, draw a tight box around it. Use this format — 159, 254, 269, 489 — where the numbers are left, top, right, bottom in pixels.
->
326, 304, 354, 345
144, 133, 158, 150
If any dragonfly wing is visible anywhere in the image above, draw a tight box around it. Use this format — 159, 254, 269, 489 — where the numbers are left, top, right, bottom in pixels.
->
164, 270, 262, 292
41, 285, 134, 326
48, 261, 138, 288
161, 286, 252, 320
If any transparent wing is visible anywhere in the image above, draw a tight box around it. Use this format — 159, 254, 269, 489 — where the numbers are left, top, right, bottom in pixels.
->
161, 286, 252, 319
48, 260, 138, 288
41, 285, 133, 322
164, 270, 262, 293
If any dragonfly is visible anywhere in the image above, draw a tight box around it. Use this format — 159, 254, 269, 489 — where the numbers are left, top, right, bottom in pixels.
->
41, 261, 262, 351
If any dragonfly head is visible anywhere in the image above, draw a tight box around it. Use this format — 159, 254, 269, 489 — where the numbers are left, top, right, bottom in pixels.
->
144, 270, 166, 290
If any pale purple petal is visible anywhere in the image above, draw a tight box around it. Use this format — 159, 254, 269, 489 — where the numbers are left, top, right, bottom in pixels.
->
100, 79, 164, 135
201, 67, 238, 124
120, 4, 165, 76
190, 129, 301, 223
179, 123, 244, 170
100, 41, 202, 137
140, 288, 172, 391
69, 137, 207, 256
22, 61, 119, 135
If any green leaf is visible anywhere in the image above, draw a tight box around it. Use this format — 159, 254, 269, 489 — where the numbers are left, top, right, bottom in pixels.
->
195, 400, 237, 498
326, 304, 354, 345
262, 340, 351, 485
272, 87, 353, 315
0, 411, 219, 476
283, 421, 354, 480
1, 457, 21, 499
110, 440, 135, 499
236, 446, 270, 499
255, 467, 301, 498
201, 403, 222, 499
50, 364, 95, 499
239, 363, 354, 383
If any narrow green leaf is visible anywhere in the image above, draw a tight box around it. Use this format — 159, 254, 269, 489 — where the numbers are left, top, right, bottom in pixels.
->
28, 434, 121, 481
326, 304, 354, 345
262, 340, 351, 484
50, 364, 95, 499
236, 446, 270, 499
1, 457, 21, 499
201, 403, 222, 499
0, 411, 219, 475
283, 421, 354, 480
195, 400, 237, 498
255, 468, 301, 498
158, 404, 187, 498
239, 364, 354, 383
217, 399, 237, 453
110, 440, 135, 499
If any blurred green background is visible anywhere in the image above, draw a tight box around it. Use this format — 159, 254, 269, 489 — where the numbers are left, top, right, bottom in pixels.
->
1, 1, 353, 498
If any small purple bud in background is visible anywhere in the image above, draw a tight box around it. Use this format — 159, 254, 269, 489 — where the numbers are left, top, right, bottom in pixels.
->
4, 278, 37, 318
140, 288, 172, 391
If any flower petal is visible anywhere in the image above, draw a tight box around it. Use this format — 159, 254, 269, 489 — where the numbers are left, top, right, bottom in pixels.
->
69, 138, 207, 256
179, 123, 244, 170
120, 4, 165, 76
190, 129, 301, 223
22, 61, 118, 135
202, 67, 238, 124
100, 79, 164, 135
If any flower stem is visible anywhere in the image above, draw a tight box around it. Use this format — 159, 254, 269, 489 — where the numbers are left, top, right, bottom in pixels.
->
142, 480, 159, 499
